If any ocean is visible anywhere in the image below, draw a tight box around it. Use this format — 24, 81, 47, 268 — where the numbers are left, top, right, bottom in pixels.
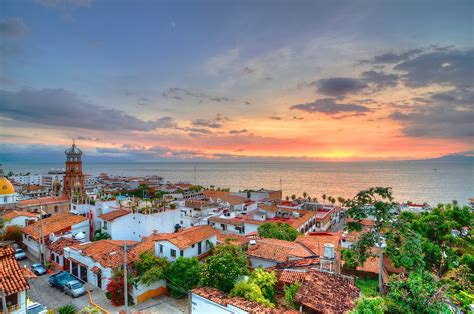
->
3, 161, 473, 206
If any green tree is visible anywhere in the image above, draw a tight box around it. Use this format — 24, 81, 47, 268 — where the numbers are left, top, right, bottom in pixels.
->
248, 267, 276, 302
93, 230, 111, 241
1, 226, 22, 244
443, 264, 474, 311
164, 257, 201, 298
229, 280, 274, 308
133, 251, 170, 285
350, 297, 386, 314
302, 191, 307, 199
257, 222, 299, 241
291, 194, 296, 201
385, 229, 424, 272
284, 283, 301, 309
344, 187, 396, 293
200, 244, 249, 293
385, 270, 445, 314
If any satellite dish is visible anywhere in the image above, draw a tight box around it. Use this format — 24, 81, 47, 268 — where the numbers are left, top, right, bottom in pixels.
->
74, 231, 86, 240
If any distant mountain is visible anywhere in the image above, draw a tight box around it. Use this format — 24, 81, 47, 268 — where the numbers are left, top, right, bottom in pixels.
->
416, 154, 474, 162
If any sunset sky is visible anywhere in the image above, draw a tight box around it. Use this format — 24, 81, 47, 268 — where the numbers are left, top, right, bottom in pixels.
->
0, 0, 473, 162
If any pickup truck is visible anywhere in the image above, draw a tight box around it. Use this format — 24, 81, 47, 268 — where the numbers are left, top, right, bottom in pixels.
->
48, 271, 77, 290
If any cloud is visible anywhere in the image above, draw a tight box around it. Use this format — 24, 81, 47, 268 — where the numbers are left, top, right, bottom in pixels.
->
77, 136, 100, 141
394, 48, 474, 88
389, 88, 474, 139
190, 113, 230, 129
291, 98, 372, 116
361, 71, 399, 90
315, 77, 367, 97
35, 0, 92, 8
269, 116, 281, 120
185, 128, 213, 134
242, 67, 255, 75
0, 88, 176, 131
170, 21, 176, 28
361, 48, 423, 64
0, 18, 28, 38
162, 87, 235, 103
229, 129, 248, 134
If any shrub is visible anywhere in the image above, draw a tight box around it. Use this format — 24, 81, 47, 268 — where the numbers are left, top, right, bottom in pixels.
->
257, 222, 299, 241
284, 283, 301, 309
57, 304, 76, 314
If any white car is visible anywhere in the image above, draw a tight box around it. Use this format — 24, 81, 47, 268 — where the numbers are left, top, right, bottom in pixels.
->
27, 302, 47, 314
15, 248, 26, 260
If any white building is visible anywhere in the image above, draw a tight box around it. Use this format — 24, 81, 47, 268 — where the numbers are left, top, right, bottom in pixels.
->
97, 207, 181, 241
153, 225, 218, 261
21, 212, 89, 260
1, 210, 39, 230
0, 246, 29, 314
63, 239, 137, 289
10, 174, 42, 186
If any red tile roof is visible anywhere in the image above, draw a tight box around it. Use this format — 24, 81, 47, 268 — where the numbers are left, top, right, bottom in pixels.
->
216, 232, 250, 246
153, 225, 218, 249
294, 270, 359, 313
48, 237, 81, 255
0, 246, 29, 295
278, 269, 307, 285
247, 238, 314, 263
2, 210, 39, 220
268, 257, 320, 271
296, 231, 342, 256
97, 209, 130, 221
70, 240, 137, 269
203, 191, 249, 205
17, 195, 70, 207
22, 212, 88, 240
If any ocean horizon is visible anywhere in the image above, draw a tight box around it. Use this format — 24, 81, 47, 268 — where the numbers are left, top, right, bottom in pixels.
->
4, 160, 473, 206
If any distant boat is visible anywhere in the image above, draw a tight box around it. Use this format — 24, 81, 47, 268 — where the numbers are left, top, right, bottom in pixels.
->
434, 168, 437, 171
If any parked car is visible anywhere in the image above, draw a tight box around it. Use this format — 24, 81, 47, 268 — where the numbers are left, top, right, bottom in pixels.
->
48, 271, 77, 290
15, 248, 26, 260
30, 263, 47, 276
27, 302, 48, 314
64, 280, 86, 298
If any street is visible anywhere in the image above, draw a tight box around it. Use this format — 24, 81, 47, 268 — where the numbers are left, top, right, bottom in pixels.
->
20, 257, 187, 313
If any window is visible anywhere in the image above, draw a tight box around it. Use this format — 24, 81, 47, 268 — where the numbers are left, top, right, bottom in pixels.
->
159, 244, 163, 254
170, 249, 176, 257
103, 221, 107, 230
180, 250, 184, 257
198, 242, 202, 255
192, 244, 195, 248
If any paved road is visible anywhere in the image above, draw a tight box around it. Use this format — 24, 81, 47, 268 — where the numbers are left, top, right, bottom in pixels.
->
20, 258, 91, 311
21, 257, 187, 313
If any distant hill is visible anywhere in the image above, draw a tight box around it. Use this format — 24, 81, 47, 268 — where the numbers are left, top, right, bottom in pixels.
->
415, 154, 474, 162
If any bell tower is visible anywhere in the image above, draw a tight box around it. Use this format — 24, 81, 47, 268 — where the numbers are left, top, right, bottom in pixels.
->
63, 140, 84, 200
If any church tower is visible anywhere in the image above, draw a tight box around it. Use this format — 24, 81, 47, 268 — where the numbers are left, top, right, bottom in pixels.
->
63, 141, 84, 200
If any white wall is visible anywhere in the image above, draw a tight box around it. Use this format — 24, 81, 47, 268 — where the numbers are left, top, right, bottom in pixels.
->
10, 291, 27, 314
132, 280, 166, 304
4, 216, 38, 228
155, 235, 216, 261
191, 293, 240, 314
106, 210, 180, 241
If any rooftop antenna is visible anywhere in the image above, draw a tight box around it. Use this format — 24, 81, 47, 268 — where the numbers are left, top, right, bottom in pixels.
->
279, 177, 282, 191
194, 165, 197, 185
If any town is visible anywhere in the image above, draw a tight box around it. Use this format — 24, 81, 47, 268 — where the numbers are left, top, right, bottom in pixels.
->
1, 142, 472, 314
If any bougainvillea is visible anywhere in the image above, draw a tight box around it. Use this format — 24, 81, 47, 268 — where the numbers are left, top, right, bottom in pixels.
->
105, 269, 133, 306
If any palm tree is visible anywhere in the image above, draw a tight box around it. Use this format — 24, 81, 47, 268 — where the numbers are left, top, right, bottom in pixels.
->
329, 197, 336, 205
285, 195, 290, 201
291, 194, 296, 201
337, 197, 346, 207
312, 197, 318, 203
303, 191, 307, 199
322, 194, 327, 204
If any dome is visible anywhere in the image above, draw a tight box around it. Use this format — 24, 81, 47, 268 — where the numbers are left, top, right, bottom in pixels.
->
65, 142, 83, 156
0, 177, 15, 195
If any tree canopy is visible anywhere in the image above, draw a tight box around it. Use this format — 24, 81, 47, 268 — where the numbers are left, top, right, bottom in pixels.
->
257, 222, 299, 241
200, 244, 250, 293
164, 257, 201, 298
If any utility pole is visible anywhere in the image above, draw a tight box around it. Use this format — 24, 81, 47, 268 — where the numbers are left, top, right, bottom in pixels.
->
0, 289, 8, 314
123, 242, 128, 313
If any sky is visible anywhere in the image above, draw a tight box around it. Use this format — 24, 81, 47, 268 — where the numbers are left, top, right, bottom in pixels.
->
0, 0, 473, 162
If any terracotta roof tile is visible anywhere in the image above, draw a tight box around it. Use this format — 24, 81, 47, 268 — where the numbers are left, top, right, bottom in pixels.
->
70, 240, 137, 269
2, 210, 39, 220
268, 257, 320, 271
17, 195, 70, 207
97, 209, 130, 221
48, 237, 81, 255
278, 269, 307, 285
296, 231, 342, 256
294, 269, 359, 313
216, 232, 250, 246
22, 212, 88, 240
203, 191, 249, 205
0, 246, 29, 295
154, 225, 217, 249
247, 238, 314, 263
